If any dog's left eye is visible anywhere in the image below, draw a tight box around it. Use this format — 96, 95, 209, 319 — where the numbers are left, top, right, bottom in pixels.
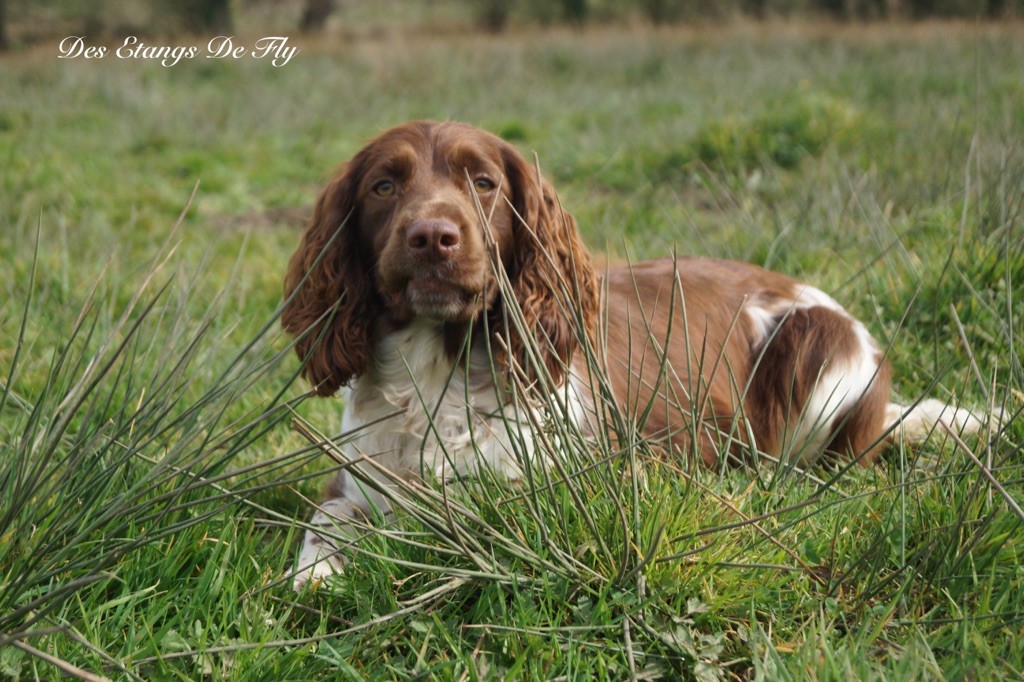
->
373, 180, 396, 197
473, 177, 495, 193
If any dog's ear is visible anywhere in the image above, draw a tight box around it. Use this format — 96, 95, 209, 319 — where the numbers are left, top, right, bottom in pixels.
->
498, 142, 598, 386
282, 151, 378, 395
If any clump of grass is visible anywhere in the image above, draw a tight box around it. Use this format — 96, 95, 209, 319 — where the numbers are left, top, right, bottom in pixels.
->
560, 92, 863, 197
683, 92, 863, 174
0, 204, 322, 678
495, 121, 530, 142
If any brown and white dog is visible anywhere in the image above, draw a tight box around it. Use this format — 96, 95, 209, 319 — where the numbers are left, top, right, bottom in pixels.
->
282, 121, 979, 588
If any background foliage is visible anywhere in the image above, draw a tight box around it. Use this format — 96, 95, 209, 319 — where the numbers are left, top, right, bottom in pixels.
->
0, 0, 1022, 50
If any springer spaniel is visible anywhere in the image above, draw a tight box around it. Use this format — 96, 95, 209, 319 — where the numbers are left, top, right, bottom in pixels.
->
283, 121, 979, 589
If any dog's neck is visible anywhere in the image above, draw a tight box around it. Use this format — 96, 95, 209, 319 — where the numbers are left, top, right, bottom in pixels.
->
378, 312, 497, 362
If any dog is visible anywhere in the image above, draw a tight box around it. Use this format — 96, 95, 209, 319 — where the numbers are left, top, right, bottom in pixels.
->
282, 120, 980, 588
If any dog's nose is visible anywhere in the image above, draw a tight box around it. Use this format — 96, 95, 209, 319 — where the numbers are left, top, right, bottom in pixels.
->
406, 219, 461, 260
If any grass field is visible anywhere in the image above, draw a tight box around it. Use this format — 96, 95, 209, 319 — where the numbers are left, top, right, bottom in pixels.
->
2, 18, 1023, 680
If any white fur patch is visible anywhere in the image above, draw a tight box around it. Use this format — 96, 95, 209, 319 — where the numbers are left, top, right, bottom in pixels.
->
745, 283, 883, 463
293, 319, 587, 589
788, 333, 879, 461
350, 318, 554, 482
743, 284, 845, 341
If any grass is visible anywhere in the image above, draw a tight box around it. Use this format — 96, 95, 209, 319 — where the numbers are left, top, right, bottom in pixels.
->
2, 17, 1023, 680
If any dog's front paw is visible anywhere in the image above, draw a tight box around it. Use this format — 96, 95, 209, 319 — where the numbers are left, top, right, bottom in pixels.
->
292, 529, 346, 591
292, 553, 344, 591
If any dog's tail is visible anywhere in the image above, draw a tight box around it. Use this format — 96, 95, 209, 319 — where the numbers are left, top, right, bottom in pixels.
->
885, 399, 996, 442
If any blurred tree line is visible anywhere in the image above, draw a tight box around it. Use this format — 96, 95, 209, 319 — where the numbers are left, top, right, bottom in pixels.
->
0, 0, 1018, 52
476, 0, 1016, 29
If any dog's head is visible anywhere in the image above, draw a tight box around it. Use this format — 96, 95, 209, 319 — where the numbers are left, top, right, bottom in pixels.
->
282, 121, 597, 395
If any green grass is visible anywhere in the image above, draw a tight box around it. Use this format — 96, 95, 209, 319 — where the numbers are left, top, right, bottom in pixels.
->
2, 19, 1023, 680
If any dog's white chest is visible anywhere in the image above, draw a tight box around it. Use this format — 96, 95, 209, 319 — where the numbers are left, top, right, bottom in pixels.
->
339, 320, 530, 481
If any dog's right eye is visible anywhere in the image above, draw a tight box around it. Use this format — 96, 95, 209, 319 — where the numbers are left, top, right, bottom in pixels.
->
373, 180, 396, 197
473, 177, 496, 193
